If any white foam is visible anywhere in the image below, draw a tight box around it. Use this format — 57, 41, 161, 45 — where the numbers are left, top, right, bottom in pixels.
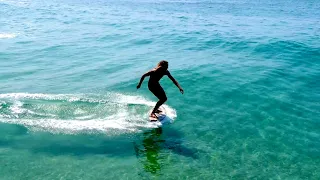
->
9, 100, 36, 117
0, 92, 178, 134
0, 118, 135, 134
115, 93, 155, 106
9, 100, 24, 114
162, 104, 177, 119
0, 33, 17, 39
0, 0, 30, 6
75, 115, 95, 120
0, 93, 73, 100
0, 93, 178, 117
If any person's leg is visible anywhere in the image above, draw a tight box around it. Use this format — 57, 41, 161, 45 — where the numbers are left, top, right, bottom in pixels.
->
152, 96, 167, 114
149, 86, 167, 116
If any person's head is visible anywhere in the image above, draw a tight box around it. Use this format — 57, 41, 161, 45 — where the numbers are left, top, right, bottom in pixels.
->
157, 60, 168, 70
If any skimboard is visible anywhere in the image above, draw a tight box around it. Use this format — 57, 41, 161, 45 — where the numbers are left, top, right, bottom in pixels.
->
148, 106, 167, 122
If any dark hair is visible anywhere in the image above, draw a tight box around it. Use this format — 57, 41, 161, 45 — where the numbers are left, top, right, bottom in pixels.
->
157, 60, 168, 68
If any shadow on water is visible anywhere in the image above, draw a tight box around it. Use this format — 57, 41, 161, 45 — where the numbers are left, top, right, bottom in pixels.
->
134, 128, 163, 174
133, 127, 199, 175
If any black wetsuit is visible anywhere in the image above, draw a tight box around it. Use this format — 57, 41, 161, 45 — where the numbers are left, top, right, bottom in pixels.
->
148, 68, 170, 101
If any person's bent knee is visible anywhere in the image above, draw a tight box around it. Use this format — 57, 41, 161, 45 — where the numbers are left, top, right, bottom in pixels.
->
161, 97, 167, 103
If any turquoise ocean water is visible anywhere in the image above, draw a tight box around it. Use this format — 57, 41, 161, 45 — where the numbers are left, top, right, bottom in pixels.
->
1, 0, 320, 179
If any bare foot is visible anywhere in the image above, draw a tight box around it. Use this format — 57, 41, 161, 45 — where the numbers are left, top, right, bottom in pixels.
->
149, 113, 158, 119
155, 109, 162, 113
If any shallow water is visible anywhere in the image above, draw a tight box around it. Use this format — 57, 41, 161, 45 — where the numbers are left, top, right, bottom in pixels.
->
1, 0, 320, 179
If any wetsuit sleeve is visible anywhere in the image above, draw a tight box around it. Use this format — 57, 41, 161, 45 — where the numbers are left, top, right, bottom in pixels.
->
144, 70, 154, 77
166, 70, 171, 76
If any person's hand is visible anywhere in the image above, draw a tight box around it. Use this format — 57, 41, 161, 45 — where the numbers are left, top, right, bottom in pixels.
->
137, 84, 141, 89
180, 88, 184, 94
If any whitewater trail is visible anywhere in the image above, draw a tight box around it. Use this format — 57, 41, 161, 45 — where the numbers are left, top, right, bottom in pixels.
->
0, 93, 177, 134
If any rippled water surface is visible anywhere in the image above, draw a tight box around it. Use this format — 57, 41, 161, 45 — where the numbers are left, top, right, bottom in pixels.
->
1, 0, 320, 179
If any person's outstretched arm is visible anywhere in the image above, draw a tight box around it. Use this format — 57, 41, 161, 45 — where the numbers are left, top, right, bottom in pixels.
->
167, 72, 184, 94
137, 70, 153, 89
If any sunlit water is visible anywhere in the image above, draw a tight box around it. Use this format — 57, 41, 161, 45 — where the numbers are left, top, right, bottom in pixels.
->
1, 0, 320, 179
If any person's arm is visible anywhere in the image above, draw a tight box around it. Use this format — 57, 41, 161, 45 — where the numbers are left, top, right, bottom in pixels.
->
137, 70, 153, 89
167, 72, 184, 94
